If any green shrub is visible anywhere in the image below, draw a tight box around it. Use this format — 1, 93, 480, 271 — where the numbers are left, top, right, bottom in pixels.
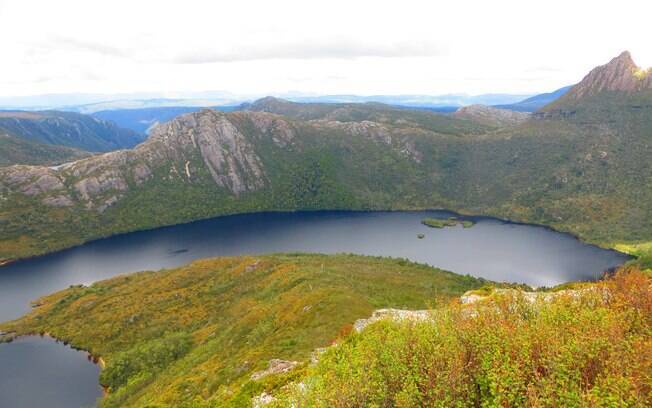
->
100, 332, 192, 390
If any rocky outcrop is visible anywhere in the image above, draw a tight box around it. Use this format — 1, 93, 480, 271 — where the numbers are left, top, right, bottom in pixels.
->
252, 392, 275, 407
251, 359, 299, 381
454, 104, 530, 127
150, 110, 267, 194
312, 119, 424, 162
459, 287, 596, 305
555, 51, 652, 102
0, 107, 434, 213
353, 308, 432, 333
0, 110, 276, 210
243, 112, 296, 147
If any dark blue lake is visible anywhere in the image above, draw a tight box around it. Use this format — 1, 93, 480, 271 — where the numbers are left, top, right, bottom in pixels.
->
0, 210, 629, 323
0, 210, 630, 407
0, 336, 102, 408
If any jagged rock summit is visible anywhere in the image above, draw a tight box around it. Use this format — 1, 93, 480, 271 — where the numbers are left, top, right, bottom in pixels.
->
559, 51, 652, 101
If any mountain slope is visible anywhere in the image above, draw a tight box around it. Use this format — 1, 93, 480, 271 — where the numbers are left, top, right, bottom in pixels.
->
495, 85, 571, 112
272, 267, 651, 407
1, 53, 651, 262
0, 111, 145, 152
0, 108, 450, 259
453, 104, 530, 127
245, 97, 495, 134
0, 132, 90, 166
0, 254, 484, 407
546, 51, 652, 108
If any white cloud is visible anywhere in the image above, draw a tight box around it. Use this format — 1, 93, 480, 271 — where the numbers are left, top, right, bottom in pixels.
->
0, 0, 650, 97
171, 40, 443, 64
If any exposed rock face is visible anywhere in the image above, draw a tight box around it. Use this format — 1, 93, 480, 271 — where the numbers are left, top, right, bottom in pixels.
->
150, 110, 267, 194
252, 392, 275, 407
74, 171, 128, 201
558, 51, 652, 101
353, 308, 431, 333
0, 108, 433, 213
251, 359, 299, 381
0, 110, 274, 210
460, 287, 596, 305
312, 120, 423, 162
0, 166, 66, 196
42, 195, 74, 207
454, 104, 530, 127
244, 112, 296, 147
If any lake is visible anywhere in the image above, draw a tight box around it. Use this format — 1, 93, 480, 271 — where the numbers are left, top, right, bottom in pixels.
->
0, 336, 102, 408
0, 210, 629, 323
0, 210, 630, 407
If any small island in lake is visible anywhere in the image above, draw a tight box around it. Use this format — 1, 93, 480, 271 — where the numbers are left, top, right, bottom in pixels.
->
422, 217, 475, 229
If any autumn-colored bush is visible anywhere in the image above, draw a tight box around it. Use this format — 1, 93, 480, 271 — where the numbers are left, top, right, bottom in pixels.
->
100, 332, 192, 390
275, 269, 652, 407
0, 254, 482, 407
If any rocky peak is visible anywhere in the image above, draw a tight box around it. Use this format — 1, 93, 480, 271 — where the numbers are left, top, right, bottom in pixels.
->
149, 110, 267, 194
560, 51, 652, 101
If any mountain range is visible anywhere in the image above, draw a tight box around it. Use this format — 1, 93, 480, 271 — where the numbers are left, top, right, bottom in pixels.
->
494, 85, 571, 112
0, 92, 533, 113
0, 52, 650, 264
0, 111, 144, 153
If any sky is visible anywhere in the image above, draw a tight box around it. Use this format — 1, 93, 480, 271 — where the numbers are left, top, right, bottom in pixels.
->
1, 0, 651, 98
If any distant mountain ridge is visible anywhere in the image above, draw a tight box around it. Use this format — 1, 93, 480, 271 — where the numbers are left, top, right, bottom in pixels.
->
0, 93, 533, 114
494, 86, 572, 112
0, 111, 145, 152
0, 132, 89, 166
92, 106, 240, 134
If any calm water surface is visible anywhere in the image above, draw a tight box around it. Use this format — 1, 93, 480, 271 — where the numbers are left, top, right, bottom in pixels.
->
0, 210, 629, 323
0, 210, 630, 407
0, 336, 102, 408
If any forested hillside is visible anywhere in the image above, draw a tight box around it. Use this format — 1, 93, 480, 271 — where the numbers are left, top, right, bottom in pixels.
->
0, 110, 144, 152
0, 132, 89, 166
0, 53, 651, 263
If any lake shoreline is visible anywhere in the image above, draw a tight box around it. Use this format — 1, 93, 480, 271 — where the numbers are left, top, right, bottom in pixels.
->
0, 208, 632, 270
0, 332, 108, 402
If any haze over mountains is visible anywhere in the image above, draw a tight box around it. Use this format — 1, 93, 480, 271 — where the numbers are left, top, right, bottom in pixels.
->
0, 85, 570, 167
0, 92, 535, 113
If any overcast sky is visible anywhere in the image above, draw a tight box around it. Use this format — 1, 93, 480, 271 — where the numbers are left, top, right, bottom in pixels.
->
1, 0, 650, 97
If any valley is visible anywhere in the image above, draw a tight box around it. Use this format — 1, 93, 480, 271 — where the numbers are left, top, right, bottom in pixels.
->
2, 64, 652, 264
0, 49, 651, 408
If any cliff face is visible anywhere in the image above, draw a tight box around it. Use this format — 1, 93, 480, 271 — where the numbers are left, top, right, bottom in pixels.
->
553, 51, 652, 104
0, 107, 445, 215
0, 110, 289, 211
